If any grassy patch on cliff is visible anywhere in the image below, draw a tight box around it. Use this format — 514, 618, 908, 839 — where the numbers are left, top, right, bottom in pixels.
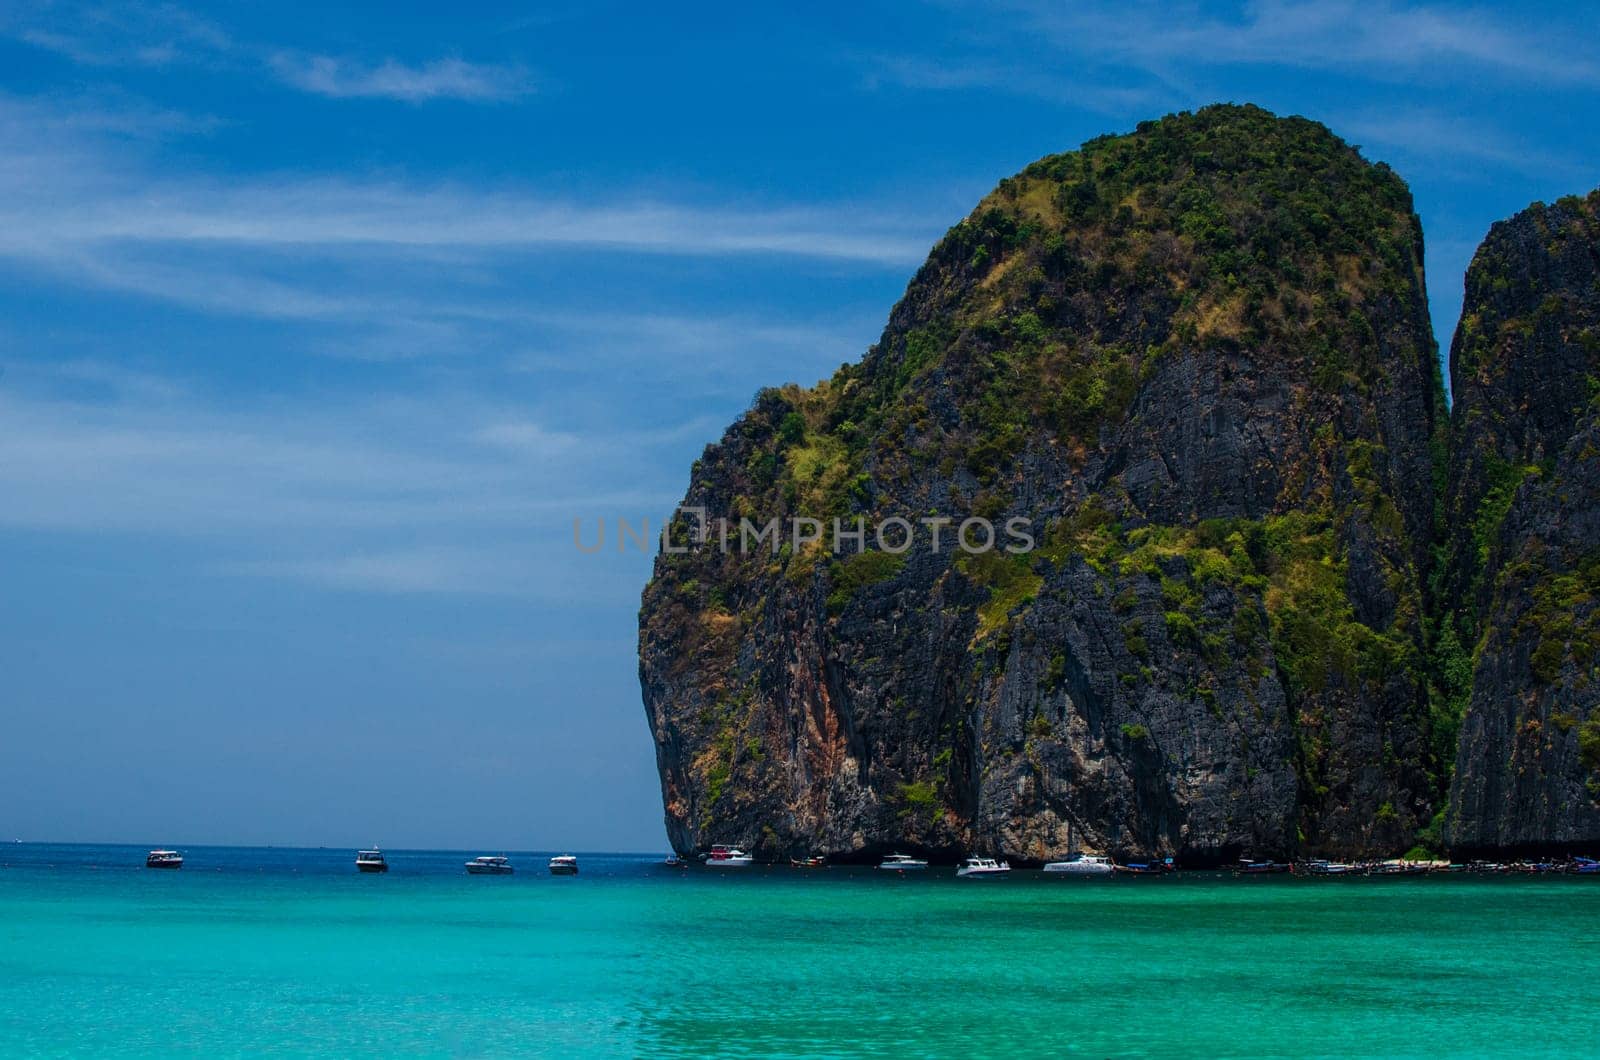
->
826, 549, 907, 615
958, 550, 1043, 640
1508, 548, 1600, 684
893, 778, 944, 825
1259, 513, 1414, 697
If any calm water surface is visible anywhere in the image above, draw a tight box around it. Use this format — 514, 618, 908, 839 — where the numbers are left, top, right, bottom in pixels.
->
2, 844, 1596, 1057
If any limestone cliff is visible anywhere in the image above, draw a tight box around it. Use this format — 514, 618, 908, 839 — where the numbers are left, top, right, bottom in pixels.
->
1443, 190, 1600, 853
639, 105, 1449, 863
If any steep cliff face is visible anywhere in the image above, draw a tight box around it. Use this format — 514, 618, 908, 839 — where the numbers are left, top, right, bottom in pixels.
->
639, 105, 1447, 863
1444, 190, 1600, 852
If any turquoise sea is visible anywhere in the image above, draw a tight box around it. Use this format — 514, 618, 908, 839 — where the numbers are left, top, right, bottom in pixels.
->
2, 844, 1597, 1057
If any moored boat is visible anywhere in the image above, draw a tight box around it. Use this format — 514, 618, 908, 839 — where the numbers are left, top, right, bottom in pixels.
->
1236, 858, 1290, 875
548, 855, 579, 875
465, 855, 514, 875
956, 856, 1011, 878
877, 853, 929, 871
356, 849, 388, 873
1042, 854, 1113, 877
1300, 859, 1357, 876
145, 849, 182, 869
790, 855, 826, 868
1114, 858, 1175, 876
704, 845, 754, 868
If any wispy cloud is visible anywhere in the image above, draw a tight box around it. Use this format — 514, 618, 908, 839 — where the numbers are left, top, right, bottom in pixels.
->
471, 420, 581, 456
219, 547, 536, 596
267, 53, 534, 103
1337, 107, 1594, 182
0, 361, 687, 596
29, 182, 932, 262
1003, 0, 1600, 86
2, 1, 534, 105
5, 1, 232, 68
0, 89, 933, 333
863, 53, 1175, 115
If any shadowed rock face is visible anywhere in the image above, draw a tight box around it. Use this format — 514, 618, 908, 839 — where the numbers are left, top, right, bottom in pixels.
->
1443, 190, 1600, 853
639, 104, 1448, 864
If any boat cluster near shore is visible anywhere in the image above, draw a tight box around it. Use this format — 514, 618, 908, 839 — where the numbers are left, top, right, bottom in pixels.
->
139, 846, 1600, 878
670, 848, 1600, 878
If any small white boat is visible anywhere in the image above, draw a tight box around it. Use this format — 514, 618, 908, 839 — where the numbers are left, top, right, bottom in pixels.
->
704, 845, 754, 867
877, 853, 929, 871
1042, 854, 1113, 877
356, 849, 388, 873
956, 856, 1012, 878
466, 855, 514, 875
145, 849, 182, 869
548, 855, 579, 876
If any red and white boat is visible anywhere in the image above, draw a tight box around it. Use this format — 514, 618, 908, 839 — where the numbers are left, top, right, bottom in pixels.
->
704, 845, 754, 867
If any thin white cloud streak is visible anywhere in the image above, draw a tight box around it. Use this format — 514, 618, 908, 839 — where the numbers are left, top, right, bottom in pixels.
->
216, 543, 656, 602
1337, 108, 1596, 183
0, 93, 929, 331
1002, 0, 1600, 86
2, 1, 529, 105
863, 53, 1175, 116
219, 547, 545, 596
0, 379, 672, 536
267, 52, 534, 103
0, 87, 935, 338
5, 2, 232, 69
30, 182, 931, 263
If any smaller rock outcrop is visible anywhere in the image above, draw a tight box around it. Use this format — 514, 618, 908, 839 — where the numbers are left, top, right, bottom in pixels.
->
1443, 189, 1600, 852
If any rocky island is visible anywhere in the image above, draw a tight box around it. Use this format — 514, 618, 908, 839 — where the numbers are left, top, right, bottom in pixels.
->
639, 104, 1600, 864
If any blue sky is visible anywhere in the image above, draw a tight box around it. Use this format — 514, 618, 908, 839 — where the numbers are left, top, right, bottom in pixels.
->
1, 1, 1597, 851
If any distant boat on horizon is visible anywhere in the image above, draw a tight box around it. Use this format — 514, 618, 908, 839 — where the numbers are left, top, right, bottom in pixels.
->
548, 855, 579, 876
356, 849, 388, 874
146, 849, 182, 869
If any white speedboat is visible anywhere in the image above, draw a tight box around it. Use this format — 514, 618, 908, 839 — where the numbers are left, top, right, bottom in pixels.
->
877, 853, 929, 871
466, 855, 514, 875
956, 856, 1012, 878
548, 855, 579, 876
356, 849, 388, 873
146, 849, 182, 869
704, 845, 754, 867
1042, 854, 1113, 877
